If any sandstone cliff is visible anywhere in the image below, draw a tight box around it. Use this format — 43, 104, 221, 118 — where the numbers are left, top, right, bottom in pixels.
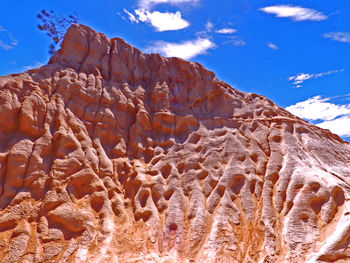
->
0, 24, 350, 262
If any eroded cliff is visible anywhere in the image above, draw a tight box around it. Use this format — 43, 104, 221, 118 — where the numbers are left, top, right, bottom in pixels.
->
0, 24, 350, 262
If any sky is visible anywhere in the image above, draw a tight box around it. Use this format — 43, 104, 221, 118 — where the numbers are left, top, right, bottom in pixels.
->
1, 0, 350, 141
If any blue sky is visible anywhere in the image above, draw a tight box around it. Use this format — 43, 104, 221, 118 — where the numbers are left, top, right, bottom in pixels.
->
1, 0, 350, 140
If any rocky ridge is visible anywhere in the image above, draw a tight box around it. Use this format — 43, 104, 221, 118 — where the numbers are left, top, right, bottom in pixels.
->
0, 24, 350, 262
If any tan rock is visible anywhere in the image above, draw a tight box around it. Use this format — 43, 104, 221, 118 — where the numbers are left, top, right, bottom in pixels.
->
0, 24, 349, 262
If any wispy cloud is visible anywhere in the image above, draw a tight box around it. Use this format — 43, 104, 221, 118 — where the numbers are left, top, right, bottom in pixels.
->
259, 5, 327, 22
323, 32, 350, 43
195, 21, 215, 38
288, 69, 344, 87
215, 28, 237, 34
267, 42, 278, 50
117, 12, 128, 22
0, 26, 18, 51
224, 36, 246, 46
0, 41, 14, 51
131, 9, 189, 31
205, 22, 214, 32
22, 61, 44, 71
123, 9, 139, 23
146, 38, 215, 59
286, 95, 350, 137
139, 0, 200, 9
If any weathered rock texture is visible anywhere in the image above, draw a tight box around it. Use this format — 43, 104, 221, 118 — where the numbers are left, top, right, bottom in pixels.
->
0, 24, 350, 263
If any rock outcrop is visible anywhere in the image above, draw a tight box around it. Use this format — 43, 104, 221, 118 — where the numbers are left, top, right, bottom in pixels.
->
0, 24, 350, 262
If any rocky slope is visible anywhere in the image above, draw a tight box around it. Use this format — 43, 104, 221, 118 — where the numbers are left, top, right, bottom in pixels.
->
0, 24, 350, 263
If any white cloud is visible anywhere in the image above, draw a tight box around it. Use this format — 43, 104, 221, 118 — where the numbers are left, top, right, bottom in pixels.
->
267, 42, 278, 50
123, 9, 139, 23
259, 5, 327, 21
317, 117, 350, 137
323, 32, 350, 43
146, 38, 216, 59
215, 28, 237, 34
289, 73, 313, 85
134, 9, 189, 31
139, 0, 199, 9
286, 96, 350, 121
286, 95, 350, 137
0, 26, 18, 51
288, 69, 344, 87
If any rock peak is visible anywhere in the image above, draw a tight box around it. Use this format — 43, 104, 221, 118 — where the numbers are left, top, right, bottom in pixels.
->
50, 24, 216, 87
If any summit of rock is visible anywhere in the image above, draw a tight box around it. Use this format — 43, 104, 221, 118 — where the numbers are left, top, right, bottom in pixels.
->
0, 24, 350, 262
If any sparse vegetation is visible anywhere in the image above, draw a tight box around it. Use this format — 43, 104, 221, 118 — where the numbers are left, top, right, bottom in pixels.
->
37, 9, 79, 54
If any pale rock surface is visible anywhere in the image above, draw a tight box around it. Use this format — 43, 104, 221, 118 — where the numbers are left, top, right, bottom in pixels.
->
0, 24, 350, 262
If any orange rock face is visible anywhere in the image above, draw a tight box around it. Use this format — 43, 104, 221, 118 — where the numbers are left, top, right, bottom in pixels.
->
0, 24, 350, 262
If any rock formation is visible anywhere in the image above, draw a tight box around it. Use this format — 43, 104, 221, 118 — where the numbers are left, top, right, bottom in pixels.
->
0, 24, 350, 262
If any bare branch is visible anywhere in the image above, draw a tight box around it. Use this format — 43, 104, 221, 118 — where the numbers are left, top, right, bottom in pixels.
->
37, 9, 79, 54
